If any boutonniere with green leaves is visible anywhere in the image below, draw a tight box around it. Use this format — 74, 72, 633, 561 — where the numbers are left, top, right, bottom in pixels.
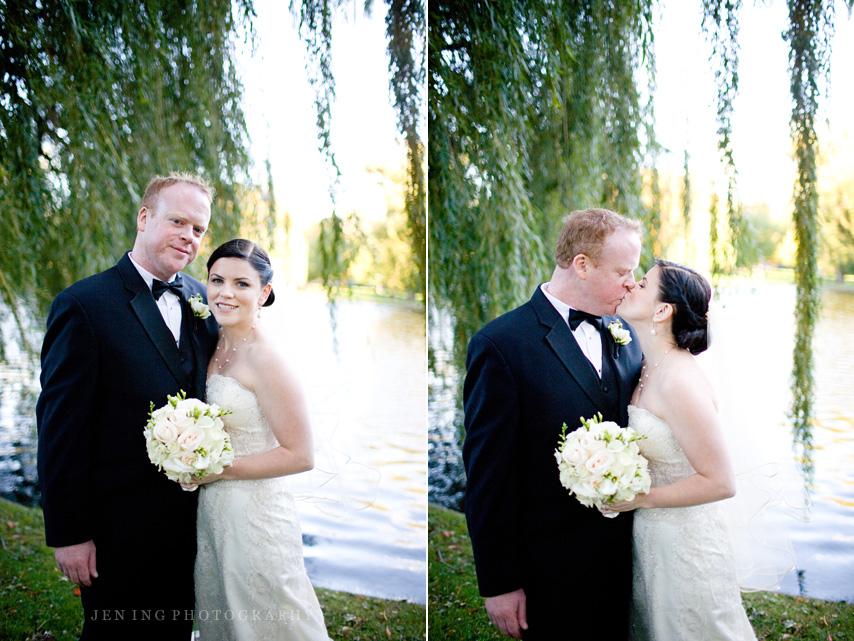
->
188, 293, 211, 319
608, 319, 631, 358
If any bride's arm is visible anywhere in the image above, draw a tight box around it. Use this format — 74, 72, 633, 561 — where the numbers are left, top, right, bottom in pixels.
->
216, 344, 315, 481
609, 362, 735, 511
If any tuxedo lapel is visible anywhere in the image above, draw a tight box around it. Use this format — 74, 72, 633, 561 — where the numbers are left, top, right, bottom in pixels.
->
180, 281, 213, 398
117, 255, 189, 388
532, 289, 608, 408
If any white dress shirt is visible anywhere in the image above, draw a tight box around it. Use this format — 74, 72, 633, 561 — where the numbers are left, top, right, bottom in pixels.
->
541, 283, 603, 378
128, 252, 183, 345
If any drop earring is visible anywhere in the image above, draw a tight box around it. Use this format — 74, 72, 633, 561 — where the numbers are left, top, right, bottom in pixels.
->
651, 323, 657, 336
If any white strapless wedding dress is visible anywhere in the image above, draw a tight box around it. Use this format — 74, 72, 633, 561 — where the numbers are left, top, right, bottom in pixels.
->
628, 405, 756, 641
195, 375, 331, 641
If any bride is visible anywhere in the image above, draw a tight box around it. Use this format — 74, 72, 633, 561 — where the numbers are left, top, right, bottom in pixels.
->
604, 259, 756, 641
186, 239, 331, 640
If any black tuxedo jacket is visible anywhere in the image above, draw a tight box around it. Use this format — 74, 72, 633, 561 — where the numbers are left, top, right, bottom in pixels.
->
463, 286, 643, 637
36, 253, 218, 633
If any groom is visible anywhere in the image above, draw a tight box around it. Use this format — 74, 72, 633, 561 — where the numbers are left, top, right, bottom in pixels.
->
463, 208, 644, 639
36, 173, 219, 640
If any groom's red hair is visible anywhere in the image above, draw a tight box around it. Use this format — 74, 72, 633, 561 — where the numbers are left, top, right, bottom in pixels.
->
555, 208, 642, 268
140, 172, 216, 210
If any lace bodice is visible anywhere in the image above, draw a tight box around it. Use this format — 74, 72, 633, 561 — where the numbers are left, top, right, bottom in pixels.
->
207, 374, 279, 459
629, 404, 696, 488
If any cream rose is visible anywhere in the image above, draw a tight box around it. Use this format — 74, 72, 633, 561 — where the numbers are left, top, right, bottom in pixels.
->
561, 443, 588, 466
168, 412, 196, 435
177, 426, 204, 452
585, 450, 614, 475
153, 421, 178, 444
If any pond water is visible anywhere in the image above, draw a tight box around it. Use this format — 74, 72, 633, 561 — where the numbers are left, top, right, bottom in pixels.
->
428, 281, 854, 603
0, 288, 427, 605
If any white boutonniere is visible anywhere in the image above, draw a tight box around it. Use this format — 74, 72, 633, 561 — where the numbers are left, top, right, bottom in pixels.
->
188, 293, 211, 319
608, 320, 631, 345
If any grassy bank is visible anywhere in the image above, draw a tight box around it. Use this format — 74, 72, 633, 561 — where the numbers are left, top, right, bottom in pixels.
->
429, 503, 854, 640
0, 498, 425, 640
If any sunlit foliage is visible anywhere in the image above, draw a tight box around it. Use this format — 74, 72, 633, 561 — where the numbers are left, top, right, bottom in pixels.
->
293, 0, 426, 300
429, 0, 658, 370
1, 0, 257, 332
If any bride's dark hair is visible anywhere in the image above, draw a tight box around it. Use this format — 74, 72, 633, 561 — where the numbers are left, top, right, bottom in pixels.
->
655, 258, 711, 355
206, 239, 276, 307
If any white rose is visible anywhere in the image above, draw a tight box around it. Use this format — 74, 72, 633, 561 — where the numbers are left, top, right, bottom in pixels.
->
585, 450, 614, 476
167, 411, 195, 435
151, 406, 171, 422
189, 295, 211, 319
162, 453, 195, 474
177, 426, 204, 452
610, 324, 632, 345
572, 478, 600, 499
153, 421, 178, 444
561, 442, 588, 466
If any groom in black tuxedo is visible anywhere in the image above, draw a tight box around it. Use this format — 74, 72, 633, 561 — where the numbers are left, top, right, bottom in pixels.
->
463, 208, 644, 640
36, 173, 219, 640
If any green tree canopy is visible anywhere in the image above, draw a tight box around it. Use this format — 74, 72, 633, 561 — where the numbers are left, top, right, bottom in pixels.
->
429, 0, 658, 368
294, 0, 426, 300
1, 0, 256, 335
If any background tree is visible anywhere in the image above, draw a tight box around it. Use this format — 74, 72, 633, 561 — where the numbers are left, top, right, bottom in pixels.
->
820, 177, 854, 281
428, 0, 658, 370
293, 0, 426, 300
1, 0, 257, 343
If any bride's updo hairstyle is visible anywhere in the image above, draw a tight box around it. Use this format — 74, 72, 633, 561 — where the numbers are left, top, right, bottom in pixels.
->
206, 239, 276, 307
655, 258, 711, 355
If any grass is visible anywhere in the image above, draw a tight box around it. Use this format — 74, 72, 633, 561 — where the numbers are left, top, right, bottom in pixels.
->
429, 502, 854, 641
0, 498, 425, 640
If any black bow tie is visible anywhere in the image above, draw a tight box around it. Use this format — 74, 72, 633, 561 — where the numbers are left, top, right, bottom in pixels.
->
568, 308, 602, 331
151, 275, 184, 301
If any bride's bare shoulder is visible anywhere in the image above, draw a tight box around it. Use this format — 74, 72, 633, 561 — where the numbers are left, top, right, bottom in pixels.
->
658, 351, 718, 411
242, 327, 300, 392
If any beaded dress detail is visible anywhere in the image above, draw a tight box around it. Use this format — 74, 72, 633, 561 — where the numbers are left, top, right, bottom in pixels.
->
195, 375, 330, 641
628, 405, 756, 641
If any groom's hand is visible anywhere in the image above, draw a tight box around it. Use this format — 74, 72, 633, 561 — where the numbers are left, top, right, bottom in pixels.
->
55, 540, 98, 587
485, 588, 528, 638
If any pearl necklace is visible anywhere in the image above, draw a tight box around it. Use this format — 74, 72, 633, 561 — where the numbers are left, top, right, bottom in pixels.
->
214, 323, 256, 371
637, 347, 673, 395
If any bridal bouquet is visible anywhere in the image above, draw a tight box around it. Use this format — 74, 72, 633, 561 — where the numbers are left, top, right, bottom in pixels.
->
144, 391, 233, 488
555, 413, 651, 517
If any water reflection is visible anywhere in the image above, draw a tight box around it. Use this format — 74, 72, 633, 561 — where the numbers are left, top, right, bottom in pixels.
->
0, 306, 41, 507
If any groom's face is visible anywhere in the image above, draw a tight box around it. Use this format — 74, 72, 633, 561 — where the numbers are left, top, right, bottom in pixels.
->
135, 183, 212, 280
583, 229, 641, 315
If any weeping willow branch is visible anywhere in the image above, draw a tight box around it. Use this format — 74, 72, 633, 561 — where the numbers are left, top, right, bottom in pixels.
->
702, 0, 747, 273
681, 149, 693, 243
429, 0, 656, 372
387, 0, 426, 299
294, 0, 426, 300
0, 0, 255, 344
785, 0, 834, 473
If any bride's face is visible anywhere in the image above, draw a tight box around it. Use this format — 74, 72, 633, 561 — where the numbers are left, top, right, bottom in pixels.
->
207, 257, 270, 327
618, 265, 661, 322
